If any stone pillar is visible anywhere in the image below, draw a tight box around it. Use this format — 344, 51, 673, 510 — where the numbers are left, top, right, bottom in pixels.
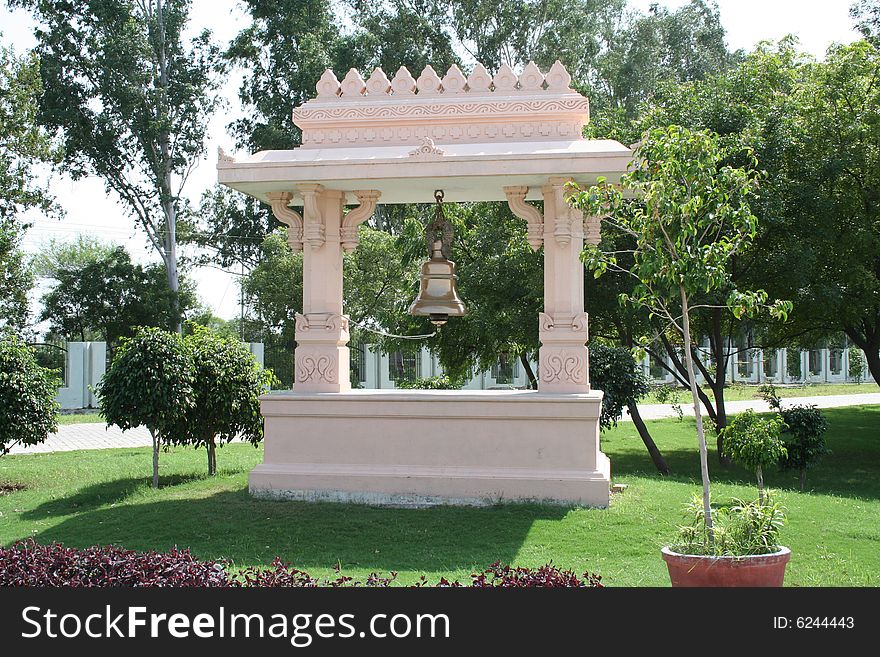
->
538, 177, 593, 393
294, 185, 350, 392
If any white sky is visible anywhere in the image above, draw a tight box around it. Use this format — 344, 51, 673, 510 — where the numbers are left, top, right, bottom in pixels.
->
0, 0, 862, 322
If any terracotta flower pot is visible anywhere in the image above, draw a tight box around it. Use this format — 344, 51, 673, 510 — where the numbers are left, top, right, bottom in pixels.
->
661, 546, 791, 587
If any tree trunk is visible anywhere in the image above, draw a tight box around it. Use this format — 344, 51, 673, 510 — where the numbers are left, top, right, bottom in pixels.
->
844, 327, 880, 387
710, 309, 731, 465
656, 335, 720, 428
756, 464, 765, 504
207, 440, 216, 476
799, 468, 806, 492
627, 401, 670, 475
155, 0, 182, 334
520, 353, 538, 390
863, 345, 880, 388
680, 286, 714, 544
150, 429, 159, 489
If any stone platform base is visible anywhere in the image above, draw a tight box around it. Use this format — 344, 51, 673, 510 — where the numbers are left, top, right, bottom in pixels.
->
250, 389, 611, 507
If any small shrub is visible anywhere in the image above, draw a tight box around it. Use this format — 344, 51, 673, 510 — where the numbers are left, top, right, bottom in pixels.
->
778, 405, 829, 491
97, 327, 194, 488
848, 347, 866, 384
671, 494, 786, 557
589, 344, 650, 429
0, 540, 603, 588
179, 325, 277, 475
758, 383, 830, 491
0, 336, 60, 455
722, 410, 787, 504
395, 375, 465, 390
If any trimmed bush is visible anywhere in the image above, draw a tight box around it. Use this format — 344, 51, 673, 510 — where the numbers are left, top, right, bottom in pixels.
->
0, 336, 59, 455
0, 540, 603, 588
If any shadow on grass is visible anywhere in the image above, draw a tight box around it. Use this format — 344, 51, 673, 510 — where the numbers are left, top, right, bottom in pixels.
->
21, 473, 216, 520
28, 489, 569, 573
610, 406, 880, 500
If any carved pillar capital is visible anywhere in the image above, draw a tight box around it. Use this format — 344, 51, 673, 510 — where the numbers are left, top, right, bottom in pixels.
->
341, 190, 382, 252
266, 191, 303, 252
503, 185, 544, 250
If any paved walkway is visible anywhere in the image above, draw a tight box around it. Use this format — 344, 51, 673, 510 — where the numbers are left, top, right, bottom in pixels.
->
8, 393, 880, 455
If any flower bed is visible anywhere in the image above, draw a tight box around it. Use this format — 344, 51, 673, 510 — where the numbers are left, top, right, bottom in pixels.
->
0, 540, 602, 588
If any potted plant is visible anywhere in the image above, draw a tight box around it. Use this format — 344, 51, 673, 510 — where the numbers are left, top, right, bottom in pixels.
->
662, 495, 789, 587
661, 410, 791, 587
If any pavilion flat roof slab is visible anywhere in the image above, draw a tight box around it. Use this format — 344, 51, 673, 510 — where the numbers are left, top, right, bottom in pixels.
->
217, 138, 632, 205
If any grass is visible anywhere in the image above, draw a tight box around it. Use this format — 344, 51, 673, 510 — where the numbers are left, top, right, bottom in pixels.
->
57, 412, 103, 425
642, 382, 880, 404
1, 406, 878, 586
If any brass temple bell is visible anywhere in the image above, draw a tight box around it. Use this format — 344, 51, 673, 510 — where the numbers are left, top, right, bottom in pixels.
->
408, 190, 467, 326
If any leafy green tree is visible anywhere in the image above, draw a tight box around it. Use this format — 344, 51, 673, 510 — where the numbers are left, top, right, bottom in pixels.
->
722, 410, 787, 504
572, 125, 791, 542
37, 241, 198, 347
852, 0, 880, 45
0, 43, 59, 223
0, 218, 32, 336
179, 326, 275, 475
0, 335, 59, 455
1, 43, 61, 335
628, 41, 810, 436
97, 327, 194, 488
773, 41, 880, 386
12, 0, 222, 333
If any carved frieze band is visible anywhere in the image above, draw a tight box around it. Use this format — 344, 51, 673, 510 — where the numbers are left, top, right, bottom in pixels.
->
539, 312, 589, 337
266, 191, 303, 252
299, 118, 585, 147
341, 190, 381, 252
504, 186, 543, 250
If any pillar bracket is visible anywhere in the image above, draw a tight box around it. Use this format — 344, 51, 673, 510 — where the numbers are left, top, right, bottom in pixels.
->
266, 191, 303, 252
504, 185, 544, 250
341, 190, 382, 252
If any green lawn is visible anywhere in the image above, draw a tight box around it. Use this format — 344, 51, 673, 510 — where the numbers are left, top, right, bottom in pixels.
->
1, 406, 878, 586
57, 412, 103, 425
643, 382, 880, 404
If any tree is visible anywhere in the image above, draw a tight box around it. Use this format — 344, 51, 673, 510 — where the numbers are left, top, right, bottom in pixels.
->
722, 410, 787, 504
571, 125, 791, 543
626, 41, 810, 440
771, 41, 880, 386
852, 0, 880, 45
0, 335, 59, 455
1, 43, 61, 335
12, 0, 222, 333
97, 327, 193, 488
179, 326, 275, 476
589, 343, 669, 474
37, 240, 198, 347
